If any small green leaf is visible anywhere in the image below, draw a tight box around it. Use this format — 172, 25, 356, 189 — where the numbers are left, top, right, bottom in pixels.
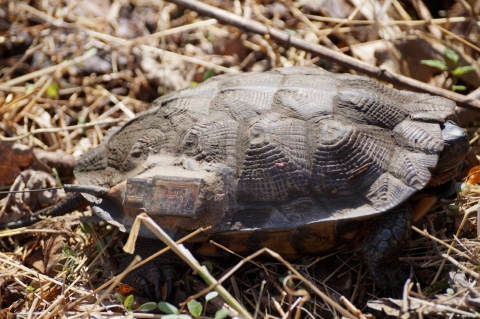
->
26, 286, 35, 292
124, 294, 134, 311
51, 167, 62, 186
205, 291, 218, 302
206, 32, 215, 43
444, 47, 459, 64
190, 81, 198, 87
201, 69, 215, 82
46, 82, 59, 98
115, 293, 124, 303
187, 300, 202, 317
63, 243, 75, 256
162, 315, 192, 319
80, 222, 93, 234
420, 59, 448, 71
447, 204, 459, 212
158, 302, 179, 314
138, 302, 158, 312
446, 288, 455, 295
215, 308, 229, 319
451, 85, 467, 92
201, 261, 214, 274
452, 65, 476, 76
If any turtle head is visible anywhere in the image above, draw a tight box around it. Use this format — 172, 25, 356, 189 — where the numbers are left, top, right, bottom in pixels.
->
429, 120, 469, 187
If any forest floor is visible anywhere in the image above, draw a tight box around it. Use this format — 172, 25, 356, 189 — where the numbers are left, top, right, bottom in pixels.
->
1, 0, 480, 318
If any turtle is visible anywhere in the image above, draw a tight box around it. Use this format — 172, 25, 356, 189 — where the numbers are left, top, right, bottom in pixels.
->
72, 66, 468, 297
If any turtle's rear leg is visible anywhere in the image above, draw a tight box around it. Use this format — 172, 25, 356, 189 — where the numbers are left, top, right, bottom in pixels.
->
119, 237, 182, 301
362, 206, 413, 287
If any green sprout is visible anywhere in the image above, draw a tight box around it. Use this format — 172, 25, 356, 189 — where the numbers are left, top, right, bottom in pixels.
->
421, 47, 476, 92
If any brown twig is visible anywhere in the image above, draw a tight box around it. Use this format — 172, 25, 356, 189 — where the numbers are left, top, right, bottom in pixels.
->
166, 0, 480, 111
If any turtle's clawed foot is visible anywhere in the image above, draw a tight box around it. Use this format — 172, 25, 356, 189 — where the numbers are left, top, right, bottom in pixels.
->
362, 206, 413, 288
119, 238, 182, 301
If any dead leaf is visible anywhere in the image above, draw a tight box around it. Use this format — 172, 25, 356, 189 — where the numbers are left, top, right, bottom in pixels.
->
0, 142, 33, 186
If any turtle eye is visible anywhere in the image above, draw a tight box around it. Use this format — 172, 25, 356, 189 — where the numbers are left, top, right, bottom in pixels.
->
129, 143, 144, 158
182, 131, 200, 154
184, 131, 198, 144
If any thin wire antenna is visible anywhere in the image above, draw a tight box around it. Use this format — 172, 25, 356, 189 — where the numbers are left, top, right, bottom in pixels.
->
0, 185, 110, 196
0, 186, 65, 194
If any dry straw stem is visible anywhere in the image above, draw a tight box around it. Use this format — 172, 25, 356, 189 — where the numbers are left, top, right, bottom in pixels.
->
305, 15, 470, 25
67, 312, 164, 318
65, 226, 208, 312
0, 43, 44, 83
412, 226, 474, 262
0, 48, 97, 88
0, 228, 67, 238
138, 45, 237, 74
430, 203, 480, 286
166, 0, 480, 112
15, 2, 235, 74
127, 213, 253, 319
0, 252, 89, 296
189, 241, 357, 319
0, 118, 121, 142
409, 297, 477, 317
340, 296, 367, 319
127, 227, 209, 273
431, 23, 480, 54
0, 88, 39, 113
62, 256, 142, 319
92, 255, 141, 309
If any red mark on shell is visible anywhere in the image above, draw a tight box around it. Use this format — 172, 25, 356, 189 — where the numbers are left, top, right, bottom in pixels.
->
275, 162, 284, 168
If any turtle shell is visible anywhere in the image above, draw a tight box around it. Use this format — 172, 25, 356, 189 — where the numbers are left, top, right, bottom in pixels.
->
74, 66, 457, 255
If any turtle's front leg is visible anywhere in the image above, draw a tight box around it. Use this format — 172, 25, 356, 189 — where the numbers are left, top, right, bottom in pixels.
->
119, 237, 182, 301
361, 206, 413, 287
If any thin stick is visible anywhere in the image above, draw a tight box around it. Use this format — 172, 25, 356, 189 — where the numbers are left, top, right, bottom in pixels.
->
0, 252, 89, 296
0, 43, 44, 83
133, 213, 254, 319
0, 229, 67, 238
304, 15, 469, 25
26, 297, 39, 319
65, 226, 207, 311
340, 296, 367, 319
139, 45, 236, 74
431, 205, 479, 286
0, 119, 121, 141
0, 88, 39, 113
0, 49, 97, 88
431, 23, 480, 54
412, 226, 473, 262
127, 19, 219, 45
440, 253, 479, 279
35, 296, 65, 319
186, 244, 356, 319
165, 0, 480, 111
92, 256, 141, 309
254, 280, 266, 319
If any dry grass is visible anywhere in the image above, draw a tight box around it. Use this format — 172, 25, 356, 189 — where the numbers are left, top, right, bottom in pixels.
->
0, 0, 480, 318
